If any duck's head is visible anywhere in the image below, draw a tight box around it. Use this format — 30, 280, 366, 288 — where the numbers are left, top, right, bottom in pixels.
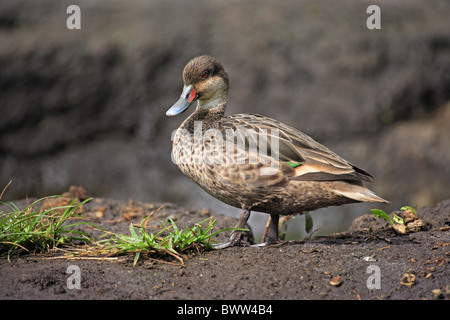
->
166, 55, 229, 116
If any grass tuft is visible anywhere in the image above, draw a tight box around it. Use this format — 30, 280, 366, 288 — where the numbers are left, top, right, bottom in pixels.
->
91, 214, 248, 266
0, 196, 95, 262
0, 187, 248, 266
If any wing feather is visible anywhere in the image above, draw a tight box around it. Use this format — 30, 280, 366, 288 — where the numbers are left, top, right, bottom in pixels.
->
217, 113, 374, 185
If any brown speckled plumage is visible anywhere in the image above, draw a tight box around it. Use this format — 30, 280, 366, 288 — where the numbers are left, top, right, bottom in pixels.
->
167, 55, 388, 248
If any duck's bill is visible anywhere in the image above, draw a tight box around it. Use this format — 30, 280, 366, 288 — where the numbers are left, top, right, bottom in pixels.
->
166, 84, 198, 116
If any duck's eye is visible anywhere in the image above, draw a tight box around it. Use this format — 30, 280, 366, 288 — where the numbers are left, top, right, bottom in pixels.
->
201, 71, 209, 79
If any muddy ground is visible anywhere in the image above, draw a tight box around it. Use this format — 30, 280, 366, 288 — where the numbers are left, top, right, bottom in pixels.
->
1, 191, 449, 301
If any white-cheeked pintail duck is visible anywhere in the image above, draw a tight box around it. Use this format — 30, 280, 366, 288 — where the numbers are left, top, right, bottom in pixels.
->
166, 55, 388, 248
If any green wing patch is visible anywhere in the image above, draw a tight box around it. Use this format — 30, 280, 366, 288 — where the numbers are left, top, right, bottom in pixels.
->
286, 162, 302, 168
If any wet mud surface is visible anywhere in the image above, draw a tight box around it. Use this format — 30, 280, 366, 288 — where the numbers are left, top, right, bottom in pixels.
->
1, 196, 449, 300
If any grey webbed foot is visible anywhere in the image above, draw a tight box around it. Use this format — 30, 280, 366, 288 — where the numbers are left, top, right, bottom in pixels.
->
213, 208, 251, 249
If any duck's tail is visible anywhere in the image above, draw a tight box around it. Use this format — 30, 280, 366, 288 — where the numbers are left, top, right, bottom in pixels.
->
333, 181, 389, 203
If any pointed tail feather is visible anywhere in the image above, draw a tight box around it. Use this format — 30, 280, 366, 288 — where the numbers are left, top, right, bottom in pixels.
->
334, 183, 389, 203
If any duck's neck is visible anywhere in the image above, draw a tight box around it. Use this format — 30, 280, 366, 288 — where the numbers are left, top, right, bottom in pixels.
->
197, 93, 227, 110
181, 103, 226, 133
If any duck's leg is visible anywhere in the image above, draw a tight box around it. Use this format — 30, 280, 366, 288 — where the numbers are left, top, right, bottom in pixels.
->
213, 208, 251, 249
267, 214, 280, 244
253, 213, 280, 247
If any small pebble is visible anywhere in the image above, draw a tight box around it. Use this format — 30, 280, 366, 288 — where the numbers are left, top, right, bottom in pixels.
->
330, 275, 343, 286
432, 289, 443, 299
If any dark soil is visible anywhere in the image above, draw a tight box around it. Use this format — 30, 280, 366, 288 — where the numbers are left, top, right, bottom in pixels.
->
1, 193, 449, 300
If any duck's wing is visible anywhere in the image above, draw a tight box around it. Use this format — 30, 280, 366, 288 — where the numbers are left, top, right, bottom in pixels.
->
220, 113, 374, 184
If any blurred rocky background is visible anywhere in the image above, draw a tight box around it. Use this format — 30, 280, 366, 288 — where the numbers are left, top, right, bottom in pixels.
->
1, 0, 449, 238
